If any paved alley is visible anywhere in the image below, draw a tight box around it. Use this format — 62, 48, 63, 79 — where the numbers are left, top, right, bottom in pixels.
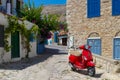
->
0, 44, 119, 80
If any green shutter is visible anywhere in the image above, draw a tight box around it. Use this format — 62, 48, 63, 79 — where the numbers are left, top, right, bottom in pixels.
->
11, 32, 20, 58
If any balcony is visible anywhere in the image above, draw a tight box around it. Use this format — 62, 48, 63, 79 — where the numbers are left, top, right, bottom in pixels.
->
0, 5, 17, 15
0, 6, 6, 13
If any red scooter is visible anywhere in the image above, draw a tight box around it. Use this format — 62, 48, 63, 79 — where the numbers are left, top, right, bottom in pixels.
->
69, 45, 95, 76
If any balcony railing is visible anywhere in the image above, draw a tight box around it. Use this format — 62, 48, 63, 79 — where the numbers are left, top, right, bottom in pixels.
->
0, 6, 6, 13
0, 5, 17, 15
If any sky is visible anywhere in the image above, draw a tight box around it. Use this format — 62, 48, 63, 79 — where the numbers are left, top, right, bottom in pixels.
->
24, 0, 66, 7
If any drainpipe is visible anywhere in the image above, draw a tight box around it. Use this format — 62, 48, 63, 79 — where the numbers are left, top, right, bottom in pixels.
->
6, 0, 11, 15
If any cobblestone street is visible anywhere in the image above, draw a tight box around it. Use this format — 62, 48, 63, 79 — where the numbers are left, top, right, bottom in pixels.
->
0, 44, 119, 80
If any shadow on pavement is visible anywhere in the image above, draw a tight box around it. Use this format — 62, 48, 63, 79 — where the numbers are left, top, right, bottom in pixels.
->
0, 45, 68, 70
94, 73, 103, 78
72, 70, 103, 78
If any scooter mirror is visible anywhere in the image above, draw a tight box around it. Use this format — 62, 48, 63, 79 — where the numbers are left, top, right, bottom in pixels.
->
85, 45, 89, 49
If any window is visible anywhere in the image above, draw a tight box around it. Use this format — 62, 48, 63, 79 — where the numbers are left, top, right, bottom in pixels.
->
113, 31, 120, 60
113, 38, 120, 60
0, 0, 1, 4
87, 0, 100, 18
112, 0, 120, 16
87, 33, 101, 55
87, 38, 101, 55
0, 25, 4, 47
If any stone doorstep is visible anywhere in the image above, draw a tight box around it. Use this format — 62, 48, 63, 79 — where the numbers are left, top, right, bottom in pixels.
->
93, 54, 120, 73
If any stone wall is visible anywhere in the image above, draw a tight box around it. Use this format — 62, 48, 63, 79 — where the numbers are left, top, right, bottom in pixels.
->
93, 54, 120, 73
66, 0, 120, 58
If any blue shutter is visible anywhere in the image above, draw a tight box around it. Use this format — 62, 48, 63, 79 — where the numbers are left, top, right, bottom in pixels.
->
87, 0, 92, 18
114, 38, 120, 59
94, 0, 100, 17
112, 0, 120, 16
87, 39, 101, 55
87, 39, 95, 53
30, 33, 35, 42
94, 39, 101, 55
54, 32, 58, 43
87, 0, 100, 18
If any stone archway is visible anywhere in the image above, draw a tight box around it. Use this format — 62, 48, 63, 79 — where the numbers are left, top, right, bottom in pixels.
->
88, 32, 100, 38
115, 31, 120, 37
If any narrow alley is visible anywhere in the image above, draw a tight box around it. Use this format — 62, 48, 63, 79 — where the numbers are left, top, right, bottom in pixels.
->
0, 44, 118, 80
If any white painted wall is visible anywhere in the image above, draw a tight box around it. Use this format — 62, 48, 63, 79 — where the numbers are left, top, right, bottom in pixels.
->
29, 42, 37, 58
3, 36, 11, 62
20, 20, 37, 59
0, 13, 8, 27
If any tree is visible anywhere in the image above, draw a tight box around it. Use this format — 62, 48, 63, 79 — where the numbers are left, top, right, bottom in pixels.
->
18, 0, 43, 23
38, 14, 60, 40
19, 0, 60, 43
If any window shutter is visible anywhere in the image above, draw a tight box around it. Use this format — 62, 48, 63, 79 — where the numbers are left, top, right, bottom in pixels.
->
112, 0, 120, 16
87, 0, 100, 18
0, 0, 1, 4
87, 0, 93, 18
94, 0, 100, 17
0, 25, 4, 47
87, 39, 101, 55
114, 38, 120, 59
30, 33, 35, 42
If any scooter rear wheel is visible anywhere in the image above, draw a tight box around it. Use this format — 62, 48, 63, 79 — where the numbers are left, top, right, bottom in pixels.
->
87, 67, 95, 76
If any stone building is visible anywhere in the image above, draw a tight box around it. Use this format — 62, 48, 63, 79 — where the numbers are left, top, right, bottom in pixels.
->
67, 0, 120, 72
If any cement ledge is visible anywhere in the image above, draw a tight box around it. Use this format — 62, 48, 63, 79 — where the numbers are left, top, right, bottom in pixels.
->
93, 54, 120, 65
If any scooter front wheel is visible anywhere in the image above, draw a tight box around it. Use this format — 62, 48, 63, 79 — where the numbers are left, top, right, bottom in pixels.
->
87, 67, 95, 76
69, 62, 76, 71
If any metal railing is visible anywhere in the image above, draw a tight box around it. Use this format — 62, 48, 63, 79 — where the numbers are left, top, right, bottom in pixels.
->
0, 6, 6, 13
0, 5, 17, 15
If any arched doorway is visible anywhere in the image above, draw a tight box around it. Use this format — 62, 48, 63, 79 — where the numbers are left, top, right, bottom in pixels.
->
87, 32, 101, 55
